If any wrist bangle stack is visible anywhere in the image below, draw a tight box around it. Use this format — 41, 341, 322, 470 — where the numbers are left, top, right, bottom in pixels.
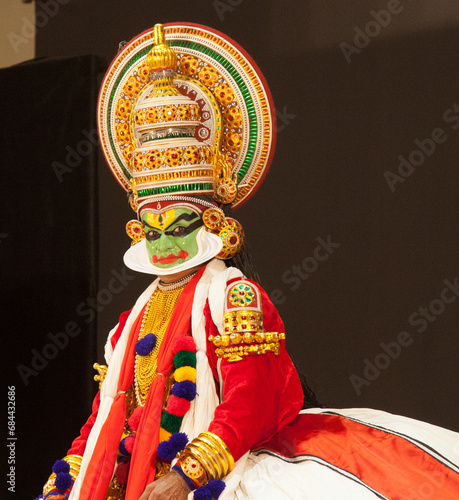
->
176, 453, 208, 488
43, 454, 82, 496
63, 454, 83, 481
176, 431, 234, 487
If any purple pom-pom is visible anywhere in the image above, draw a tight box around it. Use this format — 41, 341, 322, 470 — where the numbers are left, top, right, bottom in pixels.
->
33, 496, 44, 500
119, 435, 134, 456
52, 460, 70, 474
156, 440, 173, 461
172, 380, 197, 401
207, 480, 226, 498
135, 333, 157, 356
55, 472, 73, 492
157, 432, 188, 460
168, 432, 188, 454
194, 486, 212, 500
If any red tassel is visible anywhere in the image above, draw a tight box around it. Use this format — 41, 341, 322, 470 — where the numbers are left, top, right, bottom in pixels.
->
125, 435, 135, 453
115, 461, 130, 486
166, 395, 191, 416
172, 336, 196, 354
128, 406, 144, 431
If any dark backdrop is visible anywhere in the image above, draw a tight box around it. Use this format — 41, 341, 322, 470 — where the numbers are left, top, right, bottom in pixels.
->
34, 1, 459, 425
6, 0, 459, 494
0, 55, 103, 496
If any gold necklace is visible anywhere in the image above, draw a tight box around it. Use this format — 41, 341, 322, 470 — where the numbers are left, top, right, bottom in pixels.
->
134, 286, 185, 407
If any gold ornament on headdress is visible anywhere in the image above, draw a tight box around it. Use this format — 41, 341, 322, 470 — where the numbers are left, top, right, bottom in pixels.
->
147, 24, 178, 71
213, 148, 238, 205
98, 23, 276, 211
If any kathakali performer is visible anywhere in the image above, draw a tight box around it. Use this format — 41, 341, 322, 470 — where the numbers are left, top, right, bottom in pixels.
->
39, 23, 459, 500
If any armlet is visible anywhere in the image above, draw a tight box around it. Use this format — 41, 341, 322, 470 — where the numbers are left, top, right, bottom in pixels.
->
208, 279, 285, 362
93, 363, 108, 388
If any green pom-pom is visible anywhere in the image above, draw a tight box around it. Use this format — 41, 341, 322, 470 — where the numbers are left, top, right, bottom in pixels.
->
174, 351, 197, 369
160, 411, 182, 433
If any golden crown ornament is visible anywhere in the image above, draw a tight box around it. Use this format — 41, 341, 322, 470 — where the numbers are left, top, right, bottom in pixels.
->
98, 22, 276, 259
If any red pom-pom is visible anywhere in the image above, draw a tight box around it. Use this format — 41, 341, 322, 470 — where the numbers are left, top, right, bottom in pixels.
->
124, 435, 135, 454
166, 394, 191, 417
115, 461, 130, 486
128, 406, 143, 431
173, 336, 196, 354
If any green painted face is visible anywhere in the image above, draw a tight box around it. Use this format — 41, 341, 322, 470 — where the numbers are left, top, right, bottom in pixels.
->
142, 207, 203, 269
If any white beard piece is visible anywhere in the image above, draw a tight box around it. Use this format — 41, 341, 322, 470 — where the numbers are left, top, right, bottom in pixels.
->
123, 227, 223, 276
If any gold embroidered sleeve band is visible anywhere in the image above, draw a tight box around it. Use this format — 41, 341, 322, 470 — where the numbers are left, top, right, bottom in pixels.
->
209, 331, 285, 362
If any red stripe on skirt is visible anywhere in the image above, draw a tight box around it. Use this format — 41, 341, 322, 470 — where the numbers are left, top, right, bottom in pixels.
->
255, 413, 459, 499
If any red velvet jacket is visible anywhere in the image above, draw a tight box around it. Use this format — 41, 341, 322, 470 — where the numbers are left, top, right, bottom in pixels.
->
68, 278, 303, 464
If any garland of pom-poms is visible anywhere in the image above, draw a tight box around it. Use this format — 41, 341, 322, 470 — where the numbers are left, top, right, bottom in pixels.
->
114, 335, 202, 486
157, 335, 198, 459
38, 336, 226, 499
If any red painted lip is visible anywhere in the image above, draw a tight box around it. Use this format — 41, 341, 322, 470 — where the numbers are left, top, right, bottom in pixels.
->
152, 250, 189, 265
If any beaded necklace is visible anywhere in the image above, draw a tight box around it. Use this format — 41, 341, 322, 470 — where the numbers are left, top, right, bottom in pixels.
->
134, 286, 184, 407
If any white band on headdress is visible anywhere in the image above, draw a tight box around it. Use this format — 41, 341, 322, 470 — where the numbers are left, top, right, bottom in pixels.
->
137, 196, 217, 217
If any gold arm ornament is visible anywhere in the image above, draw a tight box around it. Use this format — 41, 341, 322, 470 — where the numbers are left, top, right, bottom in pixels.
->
176, 431, 234, 486
212, 148, 238, 204
93, 363, 108, 389
43, 454, 82, 496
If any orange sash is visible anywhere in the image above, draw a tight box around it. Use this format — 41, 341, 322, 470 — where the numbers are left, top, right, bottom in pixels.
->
80, 268, 205, 500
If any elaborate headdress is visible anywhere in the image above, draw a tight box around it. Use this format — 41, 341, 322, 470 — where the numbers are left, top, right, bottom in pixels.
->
98, 23, 276, 271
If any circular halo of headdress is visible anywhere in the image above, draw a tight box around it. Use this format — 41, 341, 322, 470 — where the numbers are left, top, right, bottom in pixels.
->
98, 22, 276, 211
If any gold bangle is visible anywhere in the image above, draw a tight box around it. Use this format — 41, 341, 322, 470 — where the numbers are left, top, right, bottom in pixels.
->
193, 436, 228, 476
182, 432, 234, 481
43, 476, 56, 495
43, 454, 82, 495
187, 442, 219, 479
200, 432, 234, 473
188, 440, 223, 478
176, 453, 208, 488
63, 454, 83, 481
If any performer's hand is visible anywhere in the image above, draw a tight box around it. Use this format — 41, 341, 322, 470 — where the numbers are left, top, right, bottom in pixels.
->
139, 469, 191, 500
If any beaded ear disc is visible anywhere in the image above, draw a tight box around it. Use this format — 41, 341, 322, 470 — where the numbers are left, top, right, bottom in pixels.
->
126, 220, 145, 246
202, 207, 225, 231
203, 208, 244, 259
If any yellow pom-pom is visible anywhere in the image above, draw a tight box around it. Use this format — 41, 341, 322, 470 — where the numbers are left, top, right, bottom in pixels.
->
159, 427, 172, 443
174, 366, 196, 383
